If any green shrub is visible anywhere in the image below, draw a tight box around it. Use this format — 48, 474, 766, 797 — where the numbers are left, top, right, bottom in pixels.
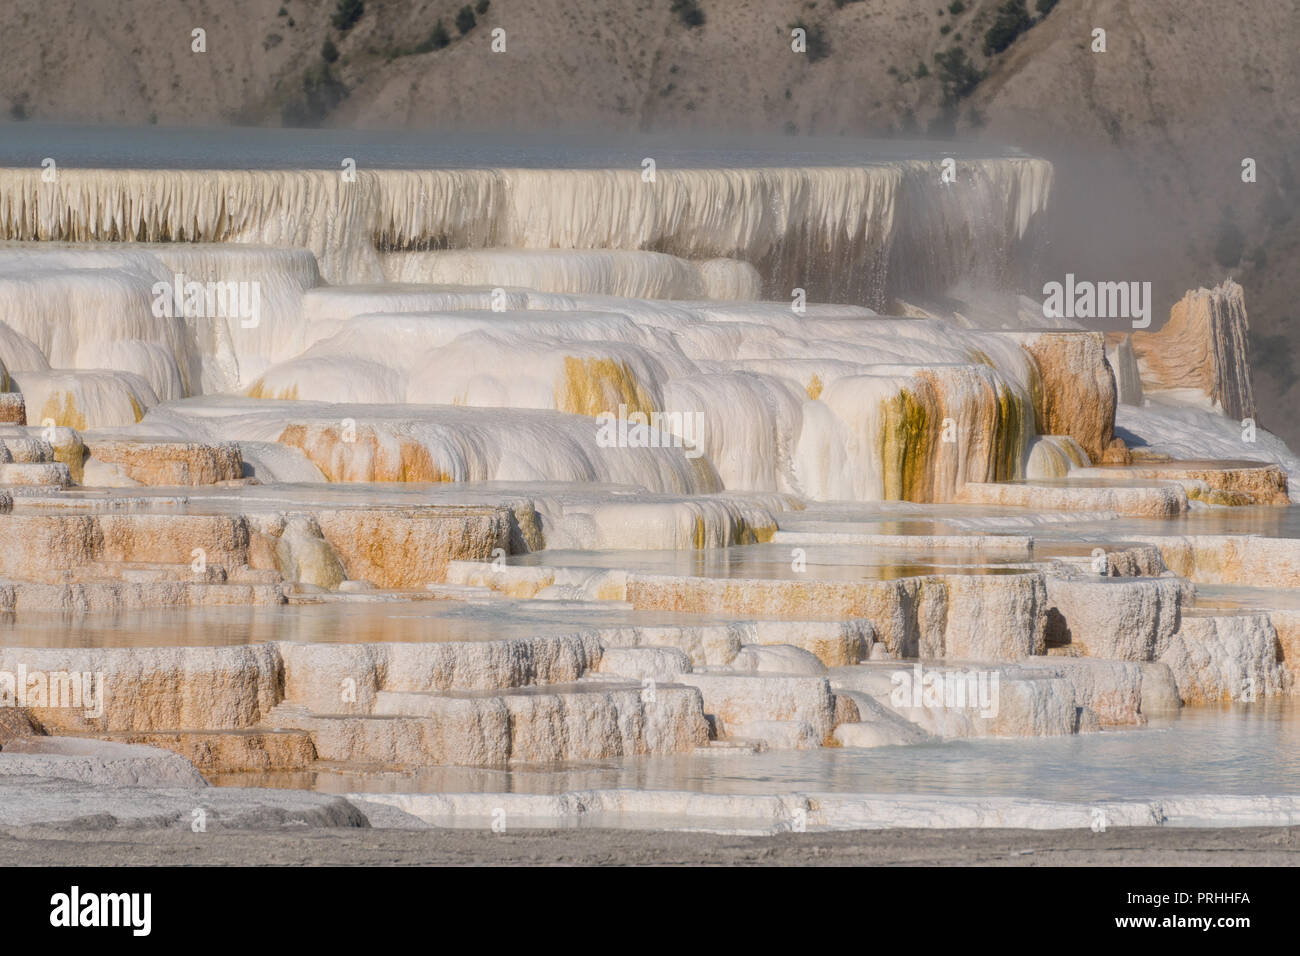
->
413, 19, 451, 53
455, 5, 476, 34
792, 21, 830, 61
321, 38, 339, 62
933, 46, 983, 102
671, 0, 706, 28
476, 0, 490, 13
331, 0, 364, 33
983, 0, 1031, 56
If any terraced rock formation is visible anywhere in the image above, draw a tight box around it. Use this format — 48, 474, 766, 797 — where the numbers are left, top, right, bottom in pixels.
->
0, 145, 1296, 833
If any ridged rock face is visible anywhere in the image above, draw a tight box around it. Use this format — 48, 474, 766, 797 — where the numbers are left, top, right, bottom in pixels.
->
1130, 280, 1255, 421
0, 392, 26, 424
625, 571, 1047, 660
277, 635, 606, 713
380, 249, 762, 301
312, 507, 509, 588
83, 439, 243, 485
811, 364, 1031, 502
0, 513, 249, 576
0, 644, 282, 734
1045, 578, 1191, 661
280, 690, 708, 768
678, 674, 838, 746
0, 161, 1051, 305
828, 663, 1080, 739
1073, 462, 1289, 506
1034, 658, 1180, 726
1156, 614, 1286, 705
0, 495, 521, 612
1139, 534, 1300, 588
1018, 331, 1117, 462
1270, 611, 1300, 686
0, 171, 376, 289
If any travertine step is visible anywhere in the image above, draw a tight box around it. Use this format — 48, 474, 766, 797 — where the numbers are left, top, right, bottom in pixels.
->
90, 728, 317, 773
0, 435, 55, 462
1073, 460, 1289, 506
1157, 611, 1286, 705
595, 646, 693, 681
1133, 533, 1300, 589
1044, 575, 1193, 660
278, 634, 603, 711
82, 437, 243, 486
0, 513, 253, 576
829, 662, 1083, 739
623, 570, 1048, 661
0, 392, 25, 425
105, 562, 230, 585
676, 673, 841, 745
0, 461, 72, 487
0, 579, 286, 614
0, 643, 284, 735
956, 480, 1188, 516
0, 425, 85, 482
266, 682, 709, 767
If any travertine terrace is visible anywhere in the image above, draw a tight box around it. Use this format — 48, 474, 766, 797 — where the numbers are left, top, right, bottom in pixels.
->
0, 140, 1298, 833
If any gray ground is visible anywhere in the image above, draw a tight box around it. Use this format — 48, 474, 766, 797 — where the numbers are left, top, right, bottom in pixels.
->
3, 747, 1297, 866
3, 824, 1299, 866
